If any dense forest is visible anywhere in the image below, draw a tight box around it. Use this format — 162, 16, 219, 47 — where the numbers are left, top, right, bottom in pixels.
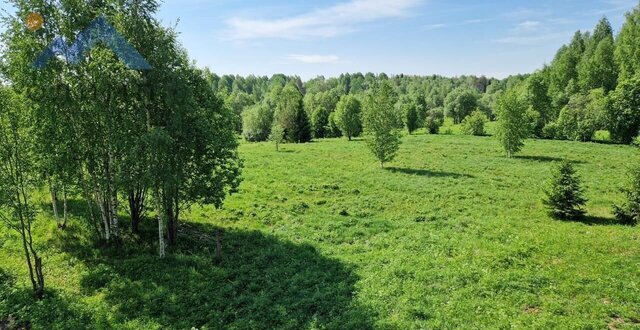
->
214, 10, 640, 147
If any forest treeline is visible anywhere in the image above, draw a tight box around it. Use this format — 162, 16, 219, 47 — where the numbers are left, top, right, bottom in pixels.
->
216, 6, 640, 146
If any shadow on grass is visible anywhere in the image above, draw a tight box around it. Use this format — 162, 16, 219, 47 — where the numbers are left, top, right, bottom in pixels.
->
0, 269, 94, 329
384, 167, 475, 178
514, 155, 586, 164
58, 221, 374, 329
566, 215, 621, 226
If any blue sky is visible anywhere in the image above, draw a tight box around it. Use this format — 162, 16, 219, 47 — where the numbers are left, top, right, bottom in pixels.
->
1, 0, 638, 79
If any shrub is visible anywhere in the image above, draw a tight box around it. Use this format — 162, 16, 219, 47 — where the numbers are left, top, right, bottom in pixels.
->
556, 90, 605, 142
242, 103, 274, 142
613, 165, 640, 226
425, 108, 444, 134
543, 161, 588, 220
542, 122, 558, 140
461, 110, 488, 136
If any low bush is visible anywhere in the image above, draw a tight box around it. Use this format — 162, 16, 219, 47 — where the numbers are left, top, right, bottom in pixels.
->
461, 110, 488, 136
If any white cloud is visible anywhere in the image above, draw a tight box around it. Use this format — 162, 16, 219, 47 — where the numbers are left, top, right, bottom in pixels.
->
423, 17, 495, 30
514, 20, 541, 32
225, 0, 423, 40
492, 31, 573, 45
286, 54, 341, 64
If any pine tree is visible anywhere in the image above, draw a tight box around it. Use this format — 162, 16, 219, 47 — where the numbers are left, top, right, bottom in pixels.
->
613, 164, 640, 226
544, 161, 588, 220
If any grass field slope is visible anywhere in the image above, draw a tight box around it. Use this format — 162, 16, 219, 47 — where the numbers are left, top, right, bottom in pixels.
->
1, 133, 640, 329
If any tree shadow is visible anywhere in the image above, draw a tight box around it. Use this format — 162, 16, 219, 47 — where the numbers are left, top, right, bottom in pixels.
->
514, 155, 586, 164
0, 268, 94, 329
565, 215, 621, 226
59, 221, 375, 329
384, 167, 475, 179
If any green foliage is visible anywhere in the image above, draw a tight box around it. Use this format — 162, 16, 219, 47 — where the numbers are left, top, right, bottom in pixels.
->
523, 74, 553, 136
614, 165, 640, 226
363, 81, 402, 167
461, 110, 488, 136
542, 122, 559, 140
242, 103, 274, 142
579, 37, 617, 93
334, 95, 362, 140
544, 161, 588, 220
606, 75, 640, 144
275, 84, 312, 143
402, 101, 420, 135
615, 6, 640, 81
305, 90, 341, 139
0, 86, 45, 298
495, 89, 530, 157
444, 88, 480, 124
425, 108, 445, 134
557, 89, 606, 142
269, 122, 285, 151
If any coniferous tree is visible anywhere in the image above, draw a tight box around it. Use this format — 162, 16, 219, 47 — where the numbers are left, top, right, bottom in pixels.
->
544, 161, 588, 220
614, 165, 640, 226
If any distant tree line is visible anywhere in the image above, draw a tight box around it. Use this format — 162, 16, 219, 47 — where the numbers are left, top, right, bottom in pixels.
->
212, 71, 520, 144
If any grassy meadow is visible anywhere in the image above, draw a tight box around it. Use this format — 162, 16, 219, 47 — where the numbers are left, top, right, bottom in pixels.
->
1, 131, 640, 329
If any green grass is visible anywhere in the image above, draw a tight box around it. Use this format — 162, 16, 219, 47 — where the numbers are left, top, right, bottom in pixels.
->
1, 133, 640, 329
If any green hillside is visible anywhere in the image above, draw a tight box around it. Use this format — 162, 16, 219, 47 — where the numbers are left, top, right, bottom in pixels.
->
2, 134, 639, 329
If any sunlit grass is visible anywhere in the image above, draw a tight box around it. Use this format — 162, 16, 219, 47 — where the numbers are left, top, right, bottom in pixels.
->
1, 133, 639, 329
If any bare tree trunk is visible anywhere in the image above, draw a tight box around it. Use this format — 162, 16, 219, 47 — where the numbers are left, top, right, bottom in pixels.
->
167, 202, 178, 246
81, 173, 102, 238
128, 187, 146, 234
154, 190, 165, 258
61, 185, 68, 229
48, 177, 60, 227
95, 187, 110, 242
108, 152, 119, 239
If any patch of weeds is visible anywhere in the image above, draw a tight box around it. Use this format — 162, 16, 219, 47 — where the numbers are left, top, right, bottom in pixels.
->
291, 202, 310, 214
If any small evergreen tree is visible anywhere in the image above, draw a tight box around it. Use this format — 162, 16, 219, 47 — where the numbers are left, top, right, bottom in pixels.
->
544, 161, 588, 220
613, 165, 640, 226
